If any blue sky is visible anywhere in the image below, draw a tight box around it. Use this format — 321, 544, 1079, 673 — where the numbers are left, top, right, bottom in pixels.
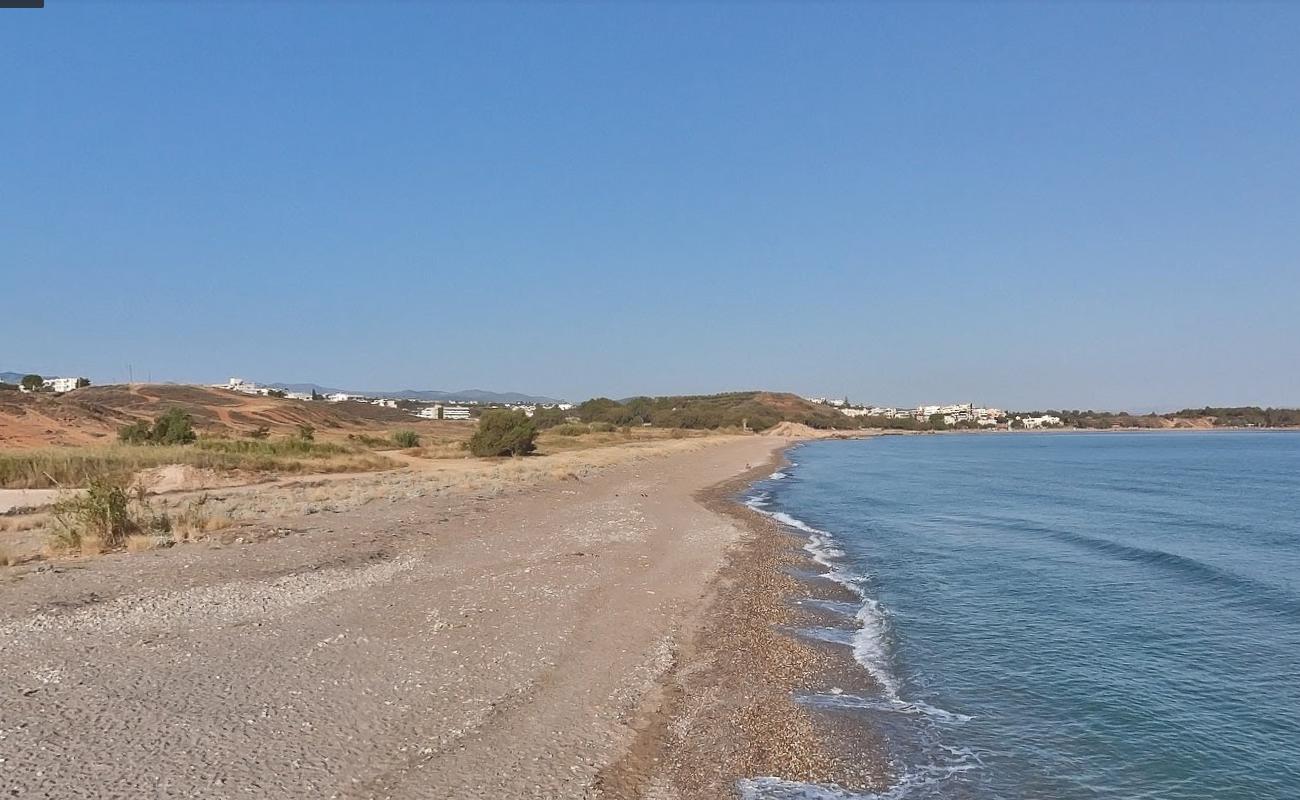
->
3, 2, 1298, 409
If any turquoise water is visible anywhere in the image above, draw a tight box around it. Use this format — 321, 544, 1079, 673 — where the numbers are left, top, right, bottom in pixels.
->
742, 432, 1300, 799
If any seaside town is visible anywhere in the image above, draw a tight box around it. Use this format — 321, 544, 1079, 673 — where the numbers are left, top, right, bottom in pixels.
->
805, 397, 1062, 429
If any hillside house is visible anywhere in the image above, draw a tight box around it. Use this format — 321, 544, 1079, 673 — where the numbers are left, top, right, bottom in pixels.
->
442, 406, 472, 420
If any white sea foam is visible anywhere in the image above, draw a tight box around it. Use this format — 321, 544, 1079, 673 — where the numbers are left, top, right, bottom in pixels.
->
742, 464, 980, 800
740, 751, 983, 800
853, 595, 901, 700
795, 692, 973, 724
738, 777, 875, 800
770, 471, 788, 480
751, 502, 904, 701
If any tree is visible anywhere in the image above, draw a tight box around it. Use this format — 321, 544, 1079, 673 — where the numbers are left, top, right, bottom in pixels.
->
928, 413, 948, 430
20, 374, 43, 391
75, 377, 91, 388
469, 410, 537, 457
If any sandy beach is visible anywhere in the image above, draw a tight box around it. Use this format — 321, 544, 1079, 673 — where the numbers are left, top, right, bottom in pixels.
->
0, 434, 856, 799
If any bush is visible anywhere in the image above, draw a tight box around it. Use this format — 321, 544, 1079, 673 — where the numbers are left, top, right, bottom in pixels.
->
468, 410, 537, 457
248, 425, 271, 440
152, 408, 197, 444
51, 478, 135, 551
589, 421, 617, 433
550, 423, 589, 436
531, 406, 571, 429
118, 420, 153, 444
391, 429, 421, 448
297, 424, 315, 441
115, 409, 197, 445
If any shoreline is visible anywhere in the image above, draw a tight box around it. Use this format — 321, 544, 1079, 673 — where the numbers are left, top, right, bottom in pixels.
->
598, 440, 893, 798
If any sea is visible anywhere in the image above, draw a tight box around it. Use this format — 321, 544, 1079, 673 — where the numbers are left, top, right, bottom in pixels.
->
740, 431, 1300, 800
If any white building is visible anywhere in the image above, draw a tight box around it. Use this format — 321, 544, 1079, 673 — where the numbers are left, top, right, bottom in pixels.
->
326, 392, 364, 403
442, 406, 472, 420
35, 376, 86, 393
222, 377, 262, 395
1019, 415, 1062, 429
416, 405, 443, 419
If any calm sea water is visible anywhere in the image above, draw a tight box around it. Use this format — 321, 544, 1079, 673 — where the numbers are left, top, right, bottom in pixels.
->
741, 431, 1300, 800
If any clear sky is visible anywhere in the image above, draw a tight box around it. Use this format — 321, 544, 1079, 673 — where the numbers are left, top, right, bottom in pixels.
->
3, 2, 1298, 410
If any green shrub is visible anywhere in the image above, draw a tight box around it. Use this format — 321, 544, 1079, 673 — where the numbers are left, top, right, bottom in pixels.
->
151, 408, 197, 445
118, 420, 153, 444
589, 421, 617, 433
391, 429, 421, 448
550, 423, 589, 436
116, 409, 196, 445
51, 478, 135, 550
297, 424, 315, 442
530, 406, 571, 429
469, 410, 537, 457
247, 425, 271, 440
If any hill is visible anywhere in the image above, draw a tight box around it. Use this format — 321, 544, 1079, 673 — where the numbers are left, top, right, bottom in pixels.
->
0, 384, 463, 449
574, 391, 861, 432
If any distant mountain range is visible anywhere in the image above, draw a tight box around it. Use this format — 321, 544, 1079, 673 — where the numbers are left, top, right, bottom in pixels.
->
267, 383, 561, 405
0, 372, 26, 384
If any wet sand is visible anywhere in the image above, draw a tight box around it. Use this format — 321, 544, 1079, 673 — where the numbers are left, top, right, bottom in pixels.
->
596, 449, 892, 798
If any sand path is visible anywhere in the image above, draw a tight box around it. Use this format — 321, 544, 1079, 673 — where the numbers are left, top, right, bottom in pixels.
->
0, 436, 780, 799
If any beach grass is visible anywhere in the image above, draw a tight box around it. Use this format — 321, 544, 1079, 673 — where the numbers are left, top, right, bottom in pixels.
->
0, 440, 399, 489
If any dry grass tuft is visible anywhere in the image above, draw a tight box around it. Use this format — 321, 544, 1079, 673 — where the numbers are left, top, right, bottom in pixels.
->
126, 534, 160, 552
0, 545, 15, 567
405, 442, 470, 460
204, 515, 234, 532
79, 534, 105, 557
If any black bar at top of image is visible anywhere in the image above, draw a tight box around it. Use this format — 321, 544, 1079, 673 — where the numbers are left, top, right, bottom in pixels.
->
1, 0, 44, 7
